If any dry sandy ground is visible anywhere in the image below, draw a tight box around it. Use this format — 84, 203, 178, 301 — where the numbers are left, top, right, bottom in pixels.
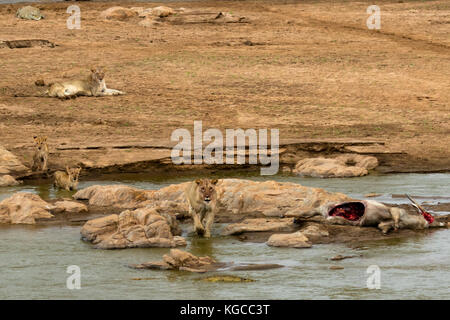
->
0, 0, 449, 172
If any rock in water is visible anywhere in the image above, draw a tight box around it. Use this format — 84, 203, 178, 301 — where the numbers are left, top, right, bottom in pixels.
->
80, 207, 186, 249
0, 193, 54, 224
73, 185, 152, 208
293, 154, 378, 178
73, 179, 350, 219
53, 201, 88, 214
0, 145, 29, 176
16, 6, 44, 21
0, 175, 21, 187
129, 249, 220, 272
266, 231, 312, 248
222, 218, 297, 235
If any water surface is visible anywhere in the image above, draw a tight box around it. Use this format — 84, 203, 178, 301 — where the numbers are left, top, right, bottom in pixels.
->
0, 172, 449, 299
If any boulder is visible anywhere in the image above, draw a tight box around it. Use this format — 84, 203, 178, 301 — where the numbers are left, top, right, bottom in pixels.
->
0, 193, 54, 224
99, 7, 138, 21
73, 185, 152, 208
300, 224, 329, 238
293, 154, 378, 178
53, 201, 88, 214
16, 6, 44, 21
266, 231, 312, 248
0, 175, 21, 187
80, 207, 185, 249
0, 145, 29, 176
74, 179, 351, 219
130, 249, 220, 272
222, 218, 296, 235
152, 6, 174, 18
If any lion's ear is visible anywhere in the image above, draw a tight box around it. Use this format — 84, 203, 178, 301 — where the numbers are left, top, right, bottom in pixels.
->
33, 136, 38, 141
42, 136, 47, 142
211, 179, 218, 185
195, 179, 201, 185
65, 166, 70, 174
90, 67, 96, 73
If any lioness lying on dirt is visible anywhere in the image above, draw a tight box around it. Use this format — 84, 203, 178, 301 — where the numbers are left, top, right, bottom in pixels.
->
37, 67, 124, 99
54, 166, 81, 191
31, 135, 49, 172
184, 179, 219, 238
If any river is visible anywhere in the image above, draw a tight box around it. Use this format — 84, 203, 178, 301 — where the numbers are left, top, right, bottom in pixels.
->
0, 172, 449, 299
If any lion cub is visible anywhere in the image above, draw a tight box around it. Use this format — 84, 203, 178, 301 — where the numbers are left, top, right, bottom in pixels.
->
184, 179, 219, 238
54, 167, 81, 191
44, 67, 124, 99
31, 135, 49, 171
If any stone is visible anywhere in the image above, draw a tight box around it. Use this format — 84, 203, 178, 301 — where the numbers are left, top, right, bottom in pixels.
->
0, 175, 21, 187
80, 207, 185, 249
74, 179, 351, 219
293, 154, 379, 178
129, 249, 220, 272
266, 231, 312, 248
53, 201, 88, 214
329, 265, 344, 270
300, 224, 329, 238
16, 6, 44, 21
99, 7, 138, 21
0, 193, 54, 224
73, 185, 152, 208
0, 145, 29, 176
222, 218, 297, 235
152, 6, 174, 18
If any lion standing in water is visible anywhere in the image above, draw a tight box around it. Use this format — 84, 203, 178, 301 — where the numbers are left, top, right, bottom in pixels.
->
184, 179, 219, 238
38, 67, 124, 99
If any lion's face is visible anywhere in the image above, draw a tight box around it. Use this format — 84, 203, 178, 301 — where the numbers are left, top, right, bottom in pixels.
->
66, 167, 81, 183
195, 179, 218, 204
90, 68, 105, 82
33, 135, 47, 152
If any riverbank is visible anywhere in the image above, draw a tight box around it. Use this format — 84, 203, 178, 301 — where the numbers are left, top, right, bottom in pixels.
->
0, 0, 449, 177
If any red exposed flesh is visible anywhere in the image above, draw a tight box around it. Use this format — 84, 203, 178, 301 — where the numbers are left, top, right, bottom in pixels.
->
329, 202, 364, 221
422, 210, 435, 224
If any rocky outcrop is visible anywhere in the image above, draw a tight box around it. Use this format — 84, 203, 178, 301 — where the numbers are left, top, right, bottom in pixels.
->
293, 154, 378, 178
222, 218, 296, 235
266, 231, 312, 248
80, 207, 186, 249
0, 146, 29, 176
0, 175, 21, 187
99, 7, 138, 21
16, 6, 44, 21
0, 193, 54, 224
130, 249, 220, 273
73, 179, 350, 219
53, 201, 88, 214
73, 185, 153, 208
300, 224, 329, 238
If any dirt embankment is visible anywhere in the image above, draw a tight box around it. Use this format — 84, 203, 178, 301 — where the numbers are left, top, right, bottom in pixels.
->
0, 0, 449, 177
